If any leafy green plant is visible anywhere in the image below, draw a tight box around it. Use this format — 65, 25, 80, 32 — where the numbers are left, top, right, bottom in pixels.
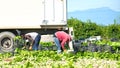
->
40, 42, 53, 46
0, 49, 120, 68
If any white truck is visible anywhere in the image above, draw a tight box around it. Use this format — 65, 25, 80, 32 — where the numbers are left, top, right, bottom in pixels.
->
0, 0, 73, 52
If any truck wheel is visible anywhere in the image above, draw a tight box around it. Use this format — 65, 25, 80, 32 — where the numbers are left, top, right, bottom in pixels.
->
0, 32, 15, 53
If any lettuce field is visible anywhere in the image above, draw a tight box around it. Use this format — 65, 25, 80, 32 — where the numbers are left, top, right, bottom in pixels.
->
0, 37, 120, 68
0, 49, 120, 68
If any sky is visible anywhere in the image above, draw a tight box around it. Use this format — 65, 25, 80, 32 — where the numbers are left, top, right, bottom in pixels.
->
67, 0, 120, 12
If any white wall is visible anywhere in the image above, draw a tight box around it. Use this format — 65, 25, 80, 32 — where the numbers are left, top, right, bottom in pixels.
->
0, 0, 67, 28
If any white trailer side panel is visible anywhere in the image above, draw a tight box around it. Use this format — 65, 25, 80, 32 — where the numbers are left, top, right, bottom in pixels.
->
0, 0, 67, 29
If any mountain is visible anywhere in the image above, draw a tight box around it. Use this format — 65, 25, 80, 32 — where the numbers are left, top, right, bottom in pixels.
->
68, 7, 120, 25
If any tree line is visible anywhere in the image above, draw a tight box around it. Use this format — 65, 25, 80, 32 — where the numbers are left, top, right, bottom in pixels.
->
67, 17, 120, 40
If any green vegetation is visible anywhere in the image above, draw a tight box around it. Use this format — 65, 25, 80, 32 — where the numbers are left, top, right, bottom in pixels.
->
0, 50, 120, 68
68, 18, 120, 40
40, 42, 54, 46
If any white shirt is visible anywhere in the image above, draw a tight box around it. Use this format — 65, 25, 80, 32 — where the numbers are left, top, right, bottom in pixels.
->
25, 32, 38, 40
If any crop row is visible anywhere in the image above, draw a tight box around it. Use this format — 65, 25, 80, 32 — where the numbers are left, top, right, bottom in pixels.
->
0, 50, 120, 68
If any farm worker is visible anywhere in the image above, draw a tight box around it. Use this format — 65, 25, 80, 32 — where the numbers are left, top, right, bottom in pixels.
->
22, 32, 41, 50
53, 31, 74, 54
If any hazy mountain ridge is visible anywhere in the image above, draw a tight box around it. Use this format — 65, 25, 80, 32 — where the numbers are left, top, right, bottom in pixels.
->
68, 7, 120, 25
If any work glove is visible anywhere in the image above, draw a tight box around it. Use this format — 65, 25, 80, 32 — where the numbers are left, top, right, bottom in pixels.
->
29, 45, 32, 50
63, 49, 67, 52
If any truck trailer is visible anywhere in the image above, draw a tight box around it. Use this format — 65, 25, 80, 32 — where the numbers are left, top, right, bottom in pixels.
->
0, 0, 73, 53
